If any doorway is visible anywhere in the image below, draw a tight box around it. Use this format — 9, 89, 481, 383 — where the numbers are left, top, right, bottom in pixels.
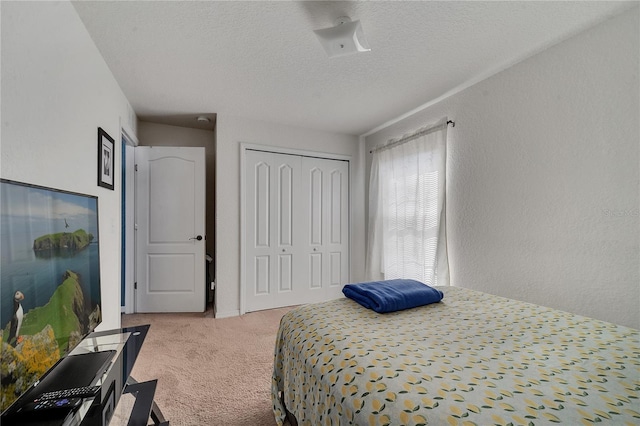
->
134, 146, 206, 312
121, 129, 137, 314
122, 121, 216, 314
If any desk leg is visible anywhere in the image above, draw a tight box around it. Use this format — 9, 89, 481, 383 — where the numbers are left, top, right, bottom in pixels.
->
124, 379, 168, 426
149, 401, 168, 426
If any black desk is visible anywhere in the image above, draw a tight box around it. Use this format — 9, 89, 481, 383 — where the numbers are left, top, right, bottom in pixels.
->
1, 325, 167, 426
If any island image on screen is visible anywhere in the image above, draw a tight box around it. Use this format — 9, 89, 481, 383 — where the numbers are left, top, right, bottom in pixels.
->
0, 180, 102, 412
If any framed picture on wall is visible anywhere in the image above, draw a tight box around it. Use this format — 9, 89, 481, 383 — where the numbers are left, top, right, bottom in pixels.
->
97, 127, 115, 190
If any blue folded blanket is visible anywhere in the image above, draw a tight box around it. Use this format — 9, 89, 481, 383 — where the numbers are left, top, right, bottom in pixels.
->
342, 279, 443, 313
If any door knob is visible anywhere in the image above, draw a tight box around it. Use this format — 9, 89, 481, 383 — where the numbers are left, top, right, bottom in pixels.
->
190, 235, 203, 241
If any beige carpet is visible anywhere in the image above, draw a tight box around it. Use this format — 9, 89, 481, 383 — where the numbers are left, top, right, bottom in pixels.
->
119, 306, 294, 426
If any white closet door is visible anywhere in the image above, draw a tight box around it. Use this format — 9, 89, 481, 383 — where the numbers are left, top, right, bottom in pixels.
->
300, 157, 349, 303
245, 150, 303, 311
245, 150, 349, 312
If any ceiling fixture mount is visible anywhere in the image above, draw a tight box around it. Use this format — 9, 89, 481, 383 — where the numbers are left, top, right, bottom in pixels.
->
196, 116, 211, 123
314, 16, 371, 58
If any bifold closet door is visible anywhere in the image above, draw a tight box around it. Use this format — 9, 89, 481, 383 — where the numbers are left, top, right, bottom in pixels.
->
245, 150, 304, 312
300, 157, 349, 303
245, 150, 349, 312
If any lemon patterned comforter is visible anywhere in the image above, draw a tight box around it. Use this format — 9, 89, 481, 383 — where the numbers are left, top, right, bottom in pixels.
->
272, 286, 640, 425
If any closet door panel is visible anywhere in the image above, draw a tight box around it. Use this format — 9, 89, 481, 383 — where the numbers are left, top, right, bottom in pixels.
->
309, 167, 323, 246
330, 169, 344, 244
309, 254, 322, 289
254, 256, 270, 295
245, 150, 349, 311
278, 254, 292, 292
254, 162, 270, 247
245, 151, 302, 311
278, 164, 294, 247
330, 252, 342, 285
327, 161, 349, 297
302, 157, 349, 302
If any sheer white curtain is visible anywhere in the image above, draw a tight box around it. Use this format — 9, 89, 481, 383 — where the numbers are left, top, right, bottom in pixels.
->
366, 119, 449, 286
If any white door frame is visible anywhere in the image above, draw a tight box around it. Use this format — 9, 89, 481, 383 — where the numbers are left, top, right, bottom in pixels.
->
121, 124, 138, 315
239, 143, 351, 315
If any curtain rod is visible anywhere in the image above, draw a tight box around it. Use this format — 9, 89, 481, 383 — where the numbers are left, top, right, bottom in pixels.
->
369, 120, 455, 154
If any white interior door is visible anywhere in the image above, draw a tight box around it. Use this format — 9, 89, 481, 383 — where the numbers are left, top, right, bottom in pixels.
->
244, 149, 349, 312
301, 157, 349, 302
245, 151, 304, 311
135, 146, 206, 312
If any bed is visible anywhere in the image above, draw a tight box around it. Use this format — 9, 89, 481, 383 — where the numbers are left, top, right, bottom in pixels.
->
272, 286, 640, 425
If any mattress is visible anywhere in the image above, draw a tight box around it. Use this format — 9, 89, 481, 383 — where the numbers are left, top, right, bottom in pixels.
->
272, 286, 640, 425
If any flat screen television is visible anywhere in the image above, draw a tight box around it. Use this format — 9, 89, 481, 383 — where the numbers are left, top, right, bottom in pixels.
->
0, 179, 102, 413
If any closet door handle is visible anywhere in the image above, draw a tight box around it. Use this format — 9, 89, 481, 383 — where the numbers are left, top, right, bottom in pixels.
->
190, 235, 203, 241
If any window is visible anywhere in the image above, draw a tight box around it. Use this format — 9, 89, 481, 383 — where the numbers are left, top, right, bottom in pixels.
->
366, 120, 449, 285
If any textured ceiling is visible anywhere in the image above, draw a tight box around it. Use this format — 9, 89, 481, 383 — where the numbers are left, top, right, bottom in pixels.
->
72, 1, 634, 135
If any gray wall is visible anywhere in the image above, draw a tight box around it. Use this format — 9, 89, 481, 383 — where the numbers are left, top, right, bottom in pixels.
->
1, 1, 136, 330
365, 9, 639, 328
